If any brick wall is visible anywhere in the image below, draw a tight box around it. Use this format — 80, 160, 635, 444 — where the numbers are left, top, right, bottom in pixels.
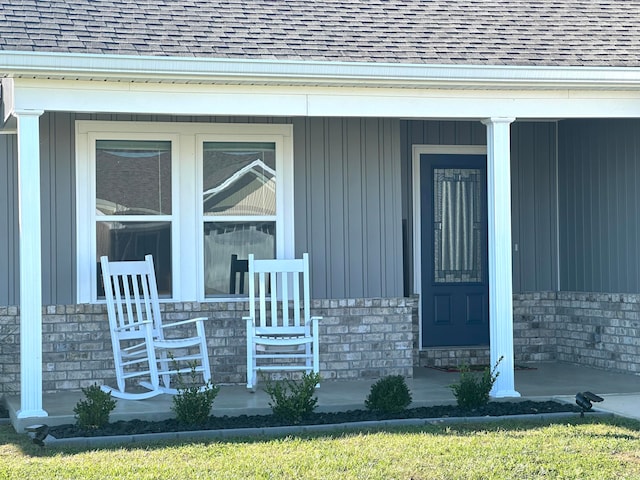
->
514, 292, 640, 374
419, 346, 490, 368
419, 292, 640, 375
0, 296, 419, 395
513, 292, 559, 363
4, 292, 639, 396
0, 306, 19, 395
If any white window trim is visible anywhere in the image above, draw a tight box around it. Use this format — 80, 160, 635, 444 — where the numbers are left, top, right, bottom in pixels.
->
76, 121, 295, 303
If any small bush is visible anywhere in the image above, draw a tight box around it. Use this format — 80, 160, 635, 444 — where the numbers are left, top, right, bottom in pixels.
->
171, 363, 220, 426
365, 375, 412, 413
74, 383, 117, 429
450, 356, 503, 410
264, 372, 321, 424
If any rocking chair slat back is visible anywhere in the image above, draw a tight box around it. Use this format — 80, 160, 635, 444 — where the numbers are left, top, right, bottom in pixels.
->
244, 253, 321, 389
249, 257, 307, 331
106, 260, 161, 337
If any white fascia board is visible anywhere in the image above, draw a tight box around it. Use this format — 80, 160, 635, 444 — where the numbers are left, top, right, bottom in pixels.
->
306, 91, 640, 119
10, 79, 310, 116
10, 77, 640, 119
4, 50, 640, 89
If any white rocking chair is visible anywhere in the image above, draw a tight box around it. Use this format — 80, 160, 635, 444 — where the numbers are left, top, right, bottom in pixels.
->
100, 255, 212, 399
244, 253, 321, 390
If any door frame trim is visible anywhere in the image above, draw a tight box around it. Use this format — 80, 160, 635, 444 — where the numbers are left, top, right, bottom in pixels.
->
411, 144, 487, 349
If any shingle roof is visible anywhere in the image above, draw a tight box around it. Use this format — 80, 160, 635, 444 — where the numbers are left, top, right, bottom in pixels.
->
2, 0, 640, 67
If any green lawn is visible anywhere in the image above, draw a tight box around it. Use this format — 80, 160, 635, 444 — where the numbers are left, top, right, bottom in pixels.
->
1, 417, 639, 479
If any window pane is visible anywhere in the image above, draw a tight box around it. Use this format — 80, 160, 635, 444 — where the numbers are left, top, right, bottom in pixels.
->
96, 140, 172, 215
96, 221, 172, 296
203, 142, 276, 216
203, 221, 275, 296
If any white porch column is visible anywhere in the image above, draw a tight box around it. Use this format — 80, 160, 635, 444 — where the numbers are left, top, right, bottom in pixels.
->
482, 117, 520, 398
15, 109, 48, 419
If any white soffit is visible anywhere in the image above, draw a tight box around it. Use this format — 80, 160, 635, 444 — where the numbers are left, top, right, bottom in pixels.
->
3, 51, 640, 90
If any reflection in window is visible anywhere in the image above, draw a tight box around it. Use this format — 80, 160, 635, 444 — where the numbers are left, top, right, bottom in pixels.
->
203, 142, 276, 216
96, 140, 172, 216
203, 142, 277, 297
203, 222, 275, 296
96, 221, 172, 296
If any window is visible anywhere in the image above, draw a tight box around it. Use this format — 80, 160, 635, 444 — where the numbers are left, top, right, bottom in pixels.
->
95, 140, 173, 296
76, 121, 294, 303
202, 142, 276, 296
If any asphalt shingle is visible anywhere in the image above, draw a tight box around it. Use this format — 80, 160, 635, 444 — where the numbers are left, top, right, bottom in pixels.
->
2, 0, 640, 67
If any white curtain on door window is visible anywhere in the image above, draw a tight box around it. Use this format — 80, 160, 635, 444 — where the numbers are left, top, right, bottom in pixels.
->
441, 178, 475, 272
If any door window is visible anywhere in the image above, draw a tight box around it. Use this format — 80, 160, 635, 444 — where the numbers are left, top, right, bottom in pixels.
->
433, 168, 483, 284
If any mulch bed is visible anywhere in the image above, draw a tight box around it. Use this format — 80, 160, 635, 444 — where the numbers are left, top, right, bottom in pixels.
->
48, 400, 581, 439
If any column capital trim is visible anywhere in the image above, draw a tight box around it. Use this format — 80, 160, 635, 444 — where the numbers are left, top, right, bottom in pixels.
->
13, 109, 44, 118
481, 117, 515, 126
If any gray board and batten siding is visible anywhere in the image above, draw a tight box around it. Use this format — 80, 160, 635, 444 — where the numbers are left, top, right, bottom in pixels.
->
558, 119, 640, 293
510, 121, 559, 293
0, 133, 18, 306
6, 116, 639, 306
0, 113, 405, 305
295, 117, 403, 300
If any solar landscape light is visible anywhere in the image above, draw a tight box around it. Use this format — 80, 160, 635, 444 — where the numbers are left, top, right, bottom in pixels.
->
575, 391, 604, 417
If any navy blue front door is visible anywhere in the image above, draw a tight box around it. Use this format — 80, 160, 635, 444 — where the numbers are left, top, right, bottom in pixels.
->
421, 154, 489, 347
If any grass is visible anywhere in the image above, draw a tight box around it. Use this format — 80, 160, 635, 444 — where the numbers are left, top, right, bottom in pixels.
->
1, 417, 640, 479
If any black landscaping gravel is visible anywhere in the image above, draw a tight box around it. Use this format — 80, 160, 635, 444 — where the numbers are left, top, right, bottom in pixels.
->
48, 401, 582, 439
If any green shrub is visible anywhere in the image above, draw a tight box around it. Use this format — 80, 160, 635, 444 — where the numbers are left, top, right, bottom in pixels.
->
449, 356, 503, 410
263, 372, 321, 423
365, 375, 412, 413
74, 383, 117, 429
171, 363, 220, 426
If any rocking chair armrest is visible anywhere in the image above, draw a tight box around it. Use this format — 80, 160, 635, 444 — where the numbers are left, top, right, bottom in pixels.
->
243, 316, 254, 327
113, 319, 152, 332
308, 316, 322, 325
162, 317, 208, 329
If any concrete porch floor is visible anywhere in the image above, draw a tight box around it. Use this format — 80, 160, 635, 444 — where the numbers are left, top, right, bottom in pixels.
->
5, 362, 640, 432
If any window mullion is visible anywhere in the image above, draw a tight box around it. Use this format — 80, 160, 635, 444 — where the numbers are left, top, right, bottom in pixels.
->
203, 216, 277, 223
98, 215, 174, 222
